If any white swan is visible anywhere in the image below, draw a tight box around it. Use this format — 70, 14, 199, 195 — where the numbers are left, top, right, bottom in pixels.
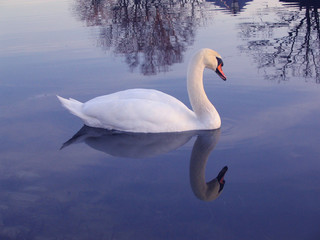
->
57, 48, 226, 133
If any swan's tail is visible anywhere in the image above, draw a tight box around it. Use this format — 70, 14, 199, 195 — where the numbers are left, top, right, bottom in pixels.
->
57, 95, 86, 120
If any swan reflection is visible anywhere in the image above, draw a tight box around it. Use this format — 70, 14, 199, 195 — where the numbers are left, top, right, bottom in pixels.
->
189, 130, 227, 201
62, 125, 195, 158
62, 126, 228, 201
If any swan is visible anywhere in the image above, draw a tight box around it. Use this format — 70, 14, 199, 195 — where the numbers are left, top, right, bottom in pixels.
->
57, 48, 227, 133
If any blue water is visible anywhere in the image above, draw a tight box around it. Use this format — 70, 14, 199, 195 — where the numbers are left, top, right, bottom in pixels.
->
1, 0, 320, 239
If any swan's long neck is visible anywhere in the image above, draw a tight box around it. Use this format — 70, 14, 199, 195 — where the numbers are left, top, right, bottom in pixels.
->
187, 53, 220, 128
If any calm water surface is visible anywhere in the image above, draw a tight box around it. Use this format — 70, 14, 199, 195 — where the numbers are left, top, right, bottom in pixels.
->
1, 0, 320, 239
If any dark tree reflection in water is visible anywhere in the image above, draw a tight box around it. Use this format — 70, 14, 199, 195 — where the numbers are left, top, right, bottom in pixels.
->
238, 0, 320, 83
206, 0, 252, 15
74, 0, 210, 75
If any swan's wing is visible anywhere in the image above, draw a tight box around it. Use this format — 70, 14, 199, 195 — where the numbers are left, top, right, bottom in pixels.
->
81, 89, 197, 132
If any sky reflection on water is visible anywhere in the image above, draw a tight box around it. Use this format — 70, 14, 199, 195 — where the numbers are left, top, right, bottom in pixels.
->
0, 0, 320, 239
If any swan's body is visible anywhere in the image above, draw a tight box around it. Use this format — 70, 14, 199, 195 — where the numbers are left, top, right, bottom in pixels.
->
57, 48, 226, 133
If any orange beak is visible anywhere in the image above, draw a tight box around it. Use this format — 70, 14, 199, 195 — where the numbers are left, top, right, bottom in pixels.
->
216, 63, 227, 81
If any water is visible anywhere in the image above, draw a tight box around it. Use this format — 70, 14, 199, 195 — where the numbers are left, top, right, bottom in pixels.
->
1, 0, 320, 239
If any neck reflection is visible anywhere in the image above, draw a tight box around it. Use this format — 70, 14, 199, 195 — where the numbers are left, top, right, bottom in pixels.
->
189, 130, 228, 201
62, 126, 228, 201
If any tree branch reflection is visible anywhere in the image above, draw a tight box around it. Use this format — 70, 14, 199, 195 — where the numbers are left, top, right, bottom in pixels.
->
238, 1, 320, 83
206, 0, 252, 15
73, 0, 209, 75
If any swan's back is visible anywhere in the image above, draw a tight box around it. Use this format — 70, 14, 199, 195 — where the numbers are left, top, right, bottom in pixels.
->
89, 89, 175, 103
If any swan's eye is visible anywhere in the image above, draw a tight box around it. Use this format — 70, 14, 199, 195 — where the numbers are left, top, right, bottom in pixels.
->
216, 57, 223, 67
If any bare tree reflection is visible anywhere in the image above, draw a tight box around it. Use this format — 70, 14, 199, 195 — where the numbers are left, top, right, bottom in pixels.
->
238, 1, 320, 83
206, 0, 252, 15
73, 0, 210, 75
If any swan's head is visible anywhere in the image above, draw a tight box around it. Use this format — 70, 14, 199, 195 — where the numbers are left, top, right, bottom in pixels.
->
203, 166, 228, 201
202, 48, 227, 81
190, 165, 228, 202
216, 166, 228, 192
